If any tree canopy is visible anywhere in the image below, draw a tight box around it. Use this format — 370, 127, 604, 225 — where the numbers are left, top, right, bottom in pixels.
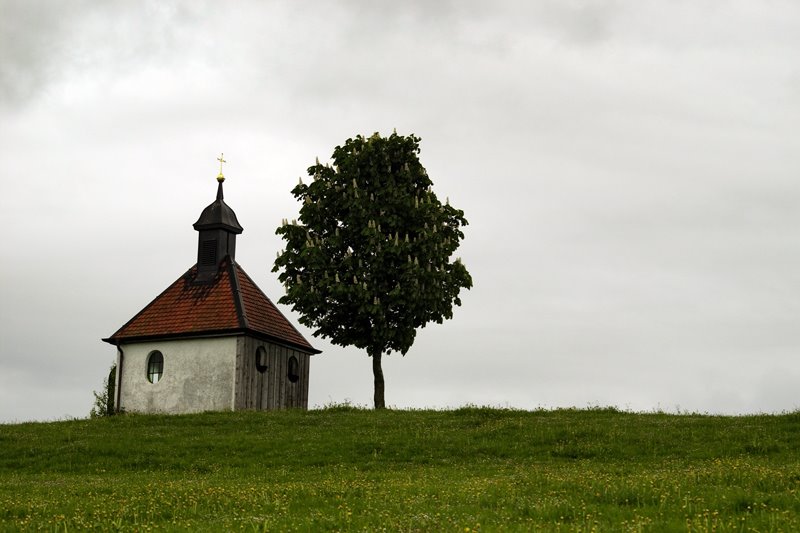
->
273, 132, 472, 408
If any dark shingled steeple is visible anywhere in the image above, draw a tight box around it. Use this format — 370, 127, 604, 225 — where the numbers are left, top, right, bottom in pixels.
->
193, 171, 243, 282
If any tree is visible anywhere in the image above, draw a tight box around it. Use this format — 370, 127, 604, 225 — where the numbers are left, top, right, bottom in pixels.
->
273, 132, 472, 408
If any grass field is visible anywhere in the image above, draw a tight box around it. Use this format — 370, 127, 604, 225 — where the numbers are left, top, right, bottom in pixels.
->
1, 406, 799, 531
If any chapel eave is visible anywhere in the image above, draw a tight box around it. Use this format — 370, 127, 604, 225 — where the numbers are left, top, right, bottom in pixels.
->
103, 259, 320, 355
101, 328, 321, 355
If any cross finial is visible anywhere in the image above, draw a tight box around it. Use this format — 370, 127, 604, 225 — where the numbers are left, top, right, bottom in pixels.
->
217, 153, 226, 182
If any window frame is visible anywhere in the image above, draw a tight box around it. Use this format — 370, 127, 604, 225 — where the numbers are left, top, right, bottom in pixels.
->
255, 346, 268, 374
146, 351, 164, 384
287, 355, 300, 383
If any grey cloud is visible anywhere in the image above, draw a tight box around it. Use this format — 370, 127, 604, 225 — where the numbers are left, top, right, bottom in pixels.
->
2, 2, 800, 422
0, 0, 73, 106
0, 0, 207, 108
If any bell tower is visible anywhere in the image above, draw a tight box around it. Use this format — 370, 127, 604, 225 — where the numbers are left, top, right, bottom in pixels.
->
192, 153, 243, 282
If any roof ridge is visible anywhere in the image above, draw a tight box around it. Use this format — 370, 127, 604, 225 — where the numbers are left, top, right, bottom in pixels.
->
228, 259, 249, 329
233, 263, 319, 352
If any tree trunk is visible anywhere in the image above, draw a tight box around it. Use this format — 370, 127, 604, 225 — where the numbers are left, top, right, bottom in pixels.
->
371, 350, 386, 409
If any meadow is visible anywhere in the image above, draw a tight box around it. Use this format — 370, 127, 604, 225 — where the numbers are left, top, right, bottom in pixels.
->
1, 406, 799, 531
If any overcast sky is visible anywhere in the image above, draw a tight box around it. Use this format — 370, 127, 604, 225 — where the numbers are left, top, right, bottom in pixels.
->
1, 1, 799, 422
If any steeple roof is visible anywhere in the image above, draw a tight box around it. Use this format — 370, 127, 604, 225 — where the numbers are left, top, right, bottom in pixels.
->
193, 180, 243, 234
103, 258, 320, 354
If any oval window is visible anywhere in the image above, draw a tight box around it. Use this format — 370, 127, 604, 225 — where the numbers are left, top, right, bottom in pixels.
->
287, 355, 300, 383
147, 351, 164, 383
255, 346, 268, 373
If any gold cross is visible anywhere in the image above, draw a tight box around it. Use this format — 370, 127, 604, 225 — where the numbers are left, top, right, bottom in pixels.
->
217, 153, 226, 182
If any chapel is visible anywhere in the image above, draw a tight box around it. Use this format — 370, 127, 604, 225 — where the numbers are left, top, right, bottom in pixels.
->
102, 160, 320, 414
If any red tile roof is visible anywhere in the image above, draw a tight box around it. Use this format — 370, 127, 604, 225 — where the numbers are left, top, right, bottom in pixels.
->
103, 259, 319, 353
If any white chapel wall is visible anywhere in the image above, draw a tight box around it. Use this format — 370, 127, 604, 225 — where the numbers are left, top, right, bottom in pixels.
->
118, 337, 237, 414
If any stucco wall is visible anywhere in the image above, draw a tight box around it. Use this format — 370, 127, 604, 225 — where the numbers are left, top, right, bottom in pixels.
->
117, 337, 237, 414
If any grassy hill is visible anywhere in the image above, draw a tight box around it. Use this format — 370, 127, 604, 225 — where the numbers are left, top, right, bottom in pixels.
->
1, 406, 799, 531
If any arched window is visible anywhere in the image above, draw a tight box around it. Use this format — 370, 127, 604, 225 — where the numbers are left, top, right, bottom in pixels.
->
147, 351, 164, 383
287, 355, 300, 383
255, 346, 268, 373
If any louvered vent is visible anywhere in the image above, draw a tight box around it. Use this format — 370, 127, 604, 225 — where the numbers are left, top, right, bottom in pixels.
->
199, 240, 217, 266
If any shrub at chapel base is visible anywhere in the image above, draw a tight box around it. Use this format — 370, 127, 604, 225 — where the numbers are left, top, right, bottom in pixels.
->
274, 132, 472, 408
90, 364, 116, 418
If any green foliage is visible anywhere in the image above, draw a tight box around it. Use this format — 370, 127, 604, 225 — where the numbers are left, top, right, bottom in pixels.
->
273, 132, 472, 357
89, 364, 116, 418
2, 409, 800, 530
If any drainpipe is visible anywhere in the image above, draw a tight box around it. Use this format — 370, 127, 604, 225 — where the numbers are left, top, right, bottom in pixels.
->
114, 343, 124, 413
